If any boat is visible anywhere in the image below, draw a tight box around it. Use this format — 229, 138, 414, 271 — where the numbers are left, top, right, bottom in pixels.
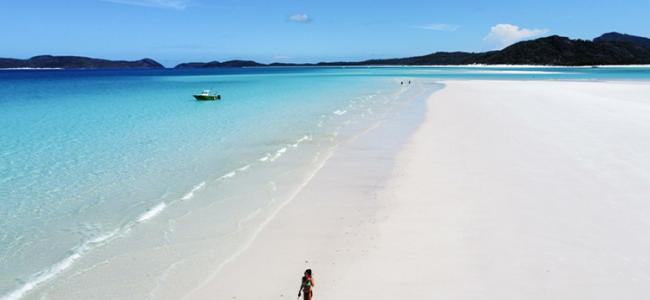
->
193, 90, 221, 101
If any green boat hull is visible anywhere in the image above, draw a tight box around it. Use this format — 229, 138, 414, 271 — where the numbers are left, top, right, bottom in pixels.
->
193, 94, 221, 101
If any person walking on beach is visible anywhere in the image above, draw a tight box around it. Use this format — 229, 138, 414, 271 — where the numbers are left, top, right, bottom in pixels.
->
298, 269, 315, 300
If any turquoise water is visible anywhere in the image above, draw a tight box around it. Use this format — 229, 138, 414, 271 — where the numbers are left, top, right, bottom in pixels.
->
1, 66, 650, 299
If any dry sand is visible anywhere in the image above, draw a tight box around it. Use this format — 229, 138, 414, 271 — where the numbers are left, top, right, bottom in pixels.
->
187, 80, 650, 300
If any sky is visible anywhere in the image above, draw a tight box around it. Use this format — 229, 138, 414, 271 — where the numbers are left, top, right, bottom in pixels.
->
2, 0, 650, 66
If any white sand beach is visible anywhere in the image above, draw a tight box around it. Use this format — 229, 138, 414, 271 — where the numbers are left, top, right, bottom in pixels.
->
187, 80, 650, 300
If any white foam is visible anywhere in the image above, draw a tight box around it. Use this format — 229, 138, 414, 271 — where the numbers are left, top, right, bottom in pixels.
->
1, 187, 188, 299
0, 254, 80, 300
269, 147, 287, 162
181, 182, 206, 200
290, 135, 312, 148
259, 154, 271, 162
0, 230, 118, 300
87, 230, 119, 244
137, 202, 167, 223
298, 135, 311, 143
217, 171, 236, 181
182, 148, 338, 300
237, 165, 251, 172
333, 110, 347, 116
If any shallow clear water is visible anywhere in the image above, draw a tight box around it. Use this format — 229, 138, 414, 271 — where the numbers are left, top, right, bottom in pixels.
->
1, 66, 650, 299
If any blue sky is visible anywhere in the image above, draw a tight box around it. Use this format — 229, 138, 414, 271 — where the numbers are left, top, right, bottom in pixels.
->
2, 0, 649, 66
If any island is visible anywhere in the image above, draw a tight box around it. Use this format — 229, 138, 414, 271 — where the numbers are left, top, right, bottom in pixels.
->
0, 55, 164, 69
3, 32, 650, 70
175, 32, 650, 68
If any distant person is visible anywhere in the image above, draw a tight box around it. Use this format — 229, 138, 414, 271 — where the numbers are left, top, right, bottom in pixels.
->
408, 80, 411, 84
400, 81, 403, 85
298, 269, 315, 300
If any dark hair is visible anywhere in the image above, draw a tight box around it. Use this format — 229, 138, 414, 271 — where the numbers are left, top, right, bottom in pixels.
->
305, 269, 312, 276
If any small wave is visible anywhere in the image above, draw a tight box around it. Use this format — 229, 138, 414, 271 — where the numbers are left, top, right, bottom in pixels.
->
87, 230, 118, 244
269, 147, 287, 162
297, 135, 312, 143
259, 154, 271, 162
181, 182, 206, 200
0, 230, 118, 300
137, 203, 167, 223
2, 189, 185, 299
333, 110, 347, 116
182, 148, 337, 299
216, 171, 236, 181
290, 135, 312, 148
1, 253, 80, 300
237, 165, 251, 172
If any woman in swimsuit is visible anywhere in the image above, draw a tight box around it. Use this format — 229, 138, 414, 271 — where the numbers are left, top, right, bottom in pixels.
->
298, 269, 315, 300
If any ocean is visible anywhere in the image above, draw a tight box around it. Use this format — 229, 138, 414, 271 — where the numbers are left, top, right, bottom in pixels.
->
1, 66, 650, 299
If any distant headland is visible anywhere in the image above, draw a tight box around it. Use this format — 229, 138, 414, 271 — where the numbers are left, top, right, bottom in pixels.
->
175, 33, 650, 68
0, 55, 163, 69
2, 32, 650, 69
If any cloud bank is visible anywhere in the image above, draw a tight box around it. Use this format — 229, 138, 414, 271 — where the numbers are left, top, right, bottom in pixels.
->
484, 24, 548, 49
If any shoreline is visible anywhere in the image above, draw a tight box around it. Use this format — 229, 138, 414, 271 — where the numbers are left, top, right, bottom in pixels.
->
6, 76, 650, 299
187, 79, 650, 299
3, 65, 650, 72
249, 64, 650, 68
182, 80, 438, 299
9, 78, 432, 300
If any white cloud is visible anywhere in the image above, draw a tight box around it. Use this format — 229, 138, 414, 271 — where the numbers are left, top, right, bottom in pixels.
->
288, 13, 311, 23
101, 0, 190, 10
415, 23, 459, 32
484, 24, 548, 49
